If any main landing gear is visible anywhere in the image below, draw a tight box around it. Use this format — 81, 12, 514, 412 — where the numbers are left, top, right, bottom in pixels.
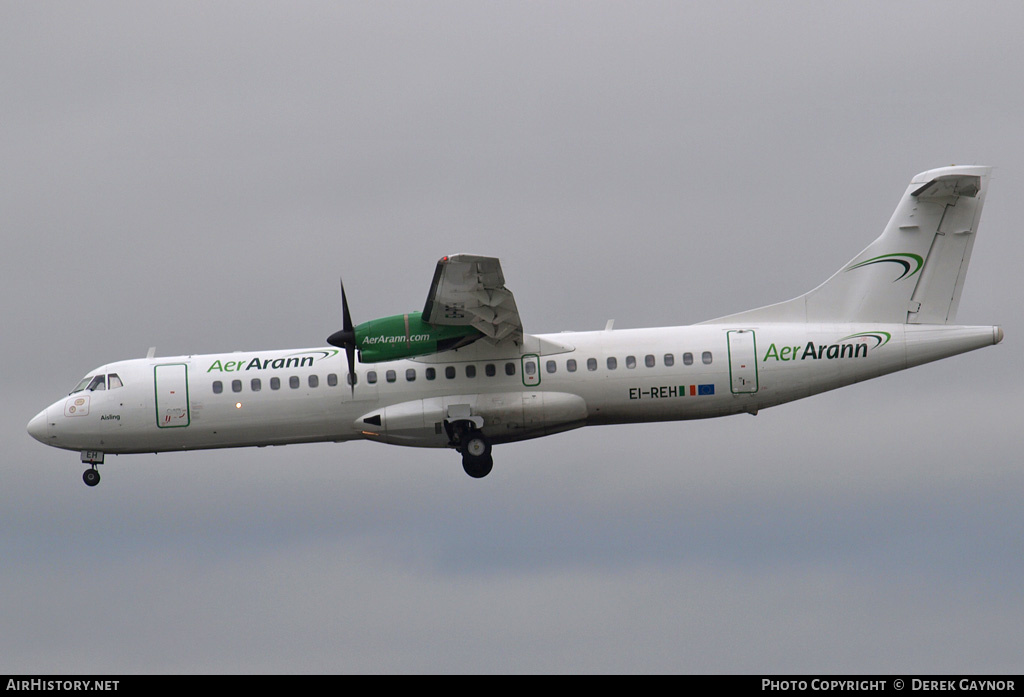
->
446, 421, 494, 478
461, 430, 493, 479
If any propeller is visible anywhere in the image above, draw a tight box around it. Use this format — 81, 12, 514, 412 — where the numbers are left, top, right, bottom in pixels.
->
326, 278, 357, 394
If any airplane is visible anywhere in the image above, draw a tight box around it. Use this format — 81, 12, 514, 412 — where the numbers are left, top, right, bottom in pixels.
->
28, 165, 1003, 486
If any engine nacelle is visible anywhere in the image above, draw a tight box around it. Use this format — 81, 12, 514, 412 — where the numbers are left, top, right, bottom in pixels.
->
356, 391, 588, 447
354, 312, 482, 363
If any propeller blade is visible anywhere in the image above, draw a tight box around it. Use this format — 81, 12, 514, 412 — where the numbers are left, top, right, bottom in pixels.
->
345, 343, 356, 395
341, 278, 353, 333
326, 278, 358, 394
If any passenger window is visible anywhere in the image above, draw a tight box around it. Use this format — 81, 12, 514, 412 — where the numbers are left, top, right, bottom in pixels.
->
546, 360, 556, 374
108, 374, 123, 389
309, 375, 319, 388
406, 369, 416, 382
626, 355, 636, 369
445, 366, 456, 379
270, 377, 280, 390
251, 378, 261, 392
232, 380, 242, 393
702, 351, 713, 365
683, 352, 694, 366
385, 370, 396, 383
607, 357, 617, 370
466, 365, 476, 378
485, 364, 496, 377
645, 355, 655, 368
525, 361, 536, 376
567, 359, 577, 372
587, 358, 598, 371
327, 373, 338, 387
664, 354, 674, 367
367, 371, 377, 384
87, 375, 106, 391
505, 362, 516, 376
213, 381, 223, 394
426, 367, 436, 380
347, 373, 358, 386
289, 376, 300, 389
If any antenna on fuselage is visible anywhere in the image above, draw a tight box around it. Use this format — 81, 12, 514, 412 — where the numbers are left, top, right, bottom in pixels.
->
146, 347, 156, 359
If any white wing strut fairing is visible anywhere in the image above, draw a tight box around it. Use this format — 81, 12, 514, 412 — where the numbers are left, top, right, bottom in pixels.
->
27, 166, 1003, 484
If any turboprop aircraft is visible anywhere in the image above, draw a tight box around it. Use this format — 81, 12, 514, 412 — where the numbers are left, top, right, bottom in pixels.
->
28, 165, 1003, 485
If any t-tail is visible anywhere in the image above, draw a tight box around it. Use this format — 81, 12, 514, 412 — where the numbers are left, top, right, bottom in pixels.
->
704, 165, 992, 325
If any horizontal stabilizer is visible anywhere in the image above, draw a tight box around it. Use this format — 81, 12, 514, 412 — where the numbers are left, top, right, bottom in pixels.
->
912, 173, 981, 200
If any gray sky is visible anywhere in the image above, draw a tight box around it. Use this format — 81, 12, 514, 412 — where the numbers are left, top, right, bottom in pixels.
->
3, 1, 1022, 673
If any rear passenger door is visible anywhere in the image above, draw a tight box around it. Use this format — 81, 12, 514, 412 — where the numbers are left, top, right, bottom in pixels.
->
727, 330, 758, 394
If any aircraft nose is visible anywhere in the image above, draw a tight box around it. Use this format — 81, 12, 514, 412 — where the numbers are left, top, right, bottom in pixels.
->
27, 408, 50, 444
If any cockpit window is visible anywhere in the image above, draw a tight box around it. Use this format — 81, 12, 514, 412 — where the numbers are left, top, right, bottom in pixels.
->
70, 373, 124, 393
71, 376, 93, 394
71, 373, 124, 394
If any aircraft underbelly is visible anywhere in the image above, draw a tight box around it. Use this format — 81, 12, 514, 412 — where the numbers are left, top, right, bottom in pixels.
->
357, 391, 588, 447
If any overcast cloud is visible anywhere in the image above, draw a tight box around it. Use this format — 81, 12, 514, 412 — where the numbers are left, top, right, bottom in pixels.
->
2, 1, 1022, 673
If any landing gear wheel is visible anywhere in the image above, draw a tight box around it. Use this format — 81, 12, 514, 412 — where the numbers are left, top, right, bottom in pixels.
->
462, 453, 493, 479
463, 430, 491, 459
83, 468, 100, 487
452, 426, 493, 478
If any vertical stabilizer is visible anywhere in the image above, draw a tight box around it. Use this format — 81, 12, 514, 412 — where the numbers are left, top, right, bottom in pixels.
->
703, 165, 991, 325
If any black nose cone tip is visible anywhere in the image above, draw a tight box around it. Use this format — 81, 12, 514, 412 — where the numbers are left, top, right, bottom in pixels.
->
327, 329, 355, 348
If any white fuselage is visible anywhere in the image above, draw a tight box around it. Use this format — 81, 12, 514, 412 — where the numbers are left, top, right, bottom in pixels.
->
27, 165, 1003, 485
28, 322, 1002, 457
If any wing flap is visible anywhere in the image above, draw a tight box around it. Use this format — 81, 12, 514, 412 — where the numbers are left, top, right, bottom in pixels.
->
423, 254, 523, 344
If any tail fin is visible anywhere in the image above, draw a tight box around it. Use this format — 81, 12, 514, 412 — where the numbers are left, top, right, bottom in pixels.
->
704, 165, 991, 325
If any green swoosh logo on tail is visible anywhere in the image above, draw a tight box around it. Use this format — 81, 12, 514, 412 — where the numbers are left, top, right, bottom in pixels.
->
845, 253, 924, 281
838, 331, 892, 348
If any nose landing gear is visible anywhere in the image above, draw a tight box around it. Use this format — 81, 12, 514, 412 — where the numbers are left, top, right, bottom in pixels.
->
80, 450, 104, 487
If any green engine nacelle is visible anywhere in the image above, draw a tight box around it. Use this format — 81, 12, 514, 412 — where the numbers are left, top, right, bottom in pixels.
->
354, 312, 482, 363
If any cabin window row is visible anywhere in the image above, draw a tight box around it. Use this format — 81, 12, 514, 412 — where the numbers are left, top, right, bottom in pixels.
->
551, 351, 712, 373
213, 373, 341, 394
210, 352, 714, 394
364, 353, 712, 382
209, 365, 518, 393
370, 361, 518, 384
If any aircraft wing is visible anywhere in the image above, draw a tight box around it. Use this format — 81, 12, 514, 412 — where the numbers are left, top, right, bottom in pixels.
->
422, 254, 523, 344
